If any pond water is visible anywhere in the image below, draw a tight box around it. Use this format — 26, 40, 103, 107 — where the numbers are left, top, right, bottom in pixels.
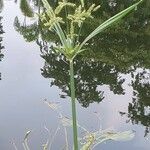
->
0, 0, 150, 150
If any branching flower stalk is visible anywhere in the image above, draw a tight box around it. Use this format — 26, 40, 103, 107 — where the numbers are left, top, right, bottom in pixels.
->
40, 0, 143, 149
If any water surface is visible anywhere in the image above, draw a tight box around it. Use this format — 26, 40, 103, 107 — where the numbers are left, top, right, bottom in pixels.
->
0, 0, 150, 149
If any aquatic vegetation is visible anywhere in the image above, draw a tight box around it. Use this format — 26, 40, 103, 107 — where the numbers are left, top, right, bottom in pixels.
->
40, 0, 143, 60
80, 130, 135, 150
12, 99, 136, 150
44, 100, 135, 150
39, 0, 143, 149
1, 0, 148, 149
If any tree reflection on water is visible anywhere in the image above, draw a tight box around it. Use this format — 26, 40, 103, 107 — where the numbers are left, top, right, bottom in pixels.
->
0, 13, 4, 80
13, 0, 150, 137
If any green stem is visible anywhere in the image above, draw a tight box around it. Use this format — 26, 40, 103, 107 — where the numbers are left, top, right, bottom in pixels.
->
69, 59, 78, 150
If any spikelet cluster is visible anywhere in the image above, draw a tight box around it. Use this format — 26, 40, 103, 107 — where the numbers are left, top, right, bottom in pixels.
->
40, 11, 64, 30
55, 0, 75, 14
40, 0, 76, 31
68, 4, 100, 27
40, 0, 100, 59
40, 0, 100, 34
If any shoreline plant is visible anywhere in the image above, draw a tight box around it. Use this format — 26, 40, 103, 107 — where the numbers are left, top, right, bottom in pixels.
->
39, 0, 143, 149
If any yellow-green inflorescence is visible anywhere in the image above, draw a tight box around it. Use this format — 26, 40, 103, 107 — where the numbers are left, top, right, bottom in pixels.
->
40, 0, 100, 60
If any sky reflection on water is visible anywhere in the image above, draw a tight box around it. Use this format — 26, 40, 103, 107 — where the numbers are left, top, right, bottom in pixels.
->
0, 0, 150, 149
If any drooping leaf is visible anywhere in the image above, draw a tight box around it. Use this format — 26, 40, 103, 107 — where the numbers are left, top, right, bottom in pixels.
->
95, 130, 135, 143
80, 130, 135, 150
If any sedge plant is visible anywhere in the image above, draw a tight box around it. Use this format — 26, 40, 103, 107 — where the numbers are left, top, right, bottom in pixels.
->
39, 0, 143, 149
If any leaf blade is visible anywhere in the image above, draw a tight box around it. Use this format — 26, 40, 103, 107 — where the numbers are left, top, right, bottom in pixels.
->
79, 0, 143, 50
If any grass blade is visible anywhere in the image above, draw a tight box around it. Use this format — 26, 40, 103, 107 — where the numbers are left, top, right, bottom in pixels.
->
80, 130, 135, 150
93, 130, 135, 149
79, 0, 143, 50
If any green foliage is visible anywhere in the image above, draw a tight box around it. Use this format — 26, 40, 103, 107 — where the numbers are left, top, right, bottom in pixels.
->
40, 0, 100, 60
40, 0, 143, 60
14, 0, 145, 149
20, 0, 34, 17
79, 0, 143, 49
14, 0, 150, 144
14, 17, 38, 42
40, 1, 143, 149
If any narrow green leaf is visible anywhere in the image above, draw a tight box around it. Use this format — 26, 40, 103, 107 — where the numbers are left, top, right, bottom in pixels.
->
54, 23, 69, 49
93, 130, 135, 149
80, 130, 135, 150
79, 0, 143, 50
107, 130, 135, 141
